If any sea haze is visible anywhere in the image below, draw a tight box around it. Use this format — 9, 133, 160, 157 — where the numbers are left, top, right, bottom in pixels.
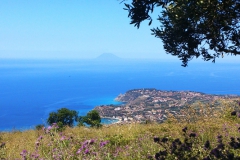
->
0, 58, 240, 131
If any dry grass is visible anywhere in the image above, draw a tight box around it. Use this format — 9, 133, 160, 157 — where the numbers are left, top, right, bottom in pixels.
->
0, 99, 239, 159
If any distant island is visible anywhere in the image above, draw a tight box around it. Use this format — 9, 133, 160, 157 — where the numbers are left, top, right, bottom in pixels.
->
95, 53, 122, 61
94, 88, 239, 123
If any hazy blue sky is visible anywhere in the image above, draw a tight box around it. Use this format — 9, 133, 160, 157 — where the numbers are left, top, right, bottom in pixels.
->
0, 0, 239, 62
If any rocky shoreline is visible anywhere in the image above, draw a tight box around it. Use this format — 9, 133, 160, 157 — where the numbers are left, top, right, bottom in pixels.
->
95, 88, 240, 124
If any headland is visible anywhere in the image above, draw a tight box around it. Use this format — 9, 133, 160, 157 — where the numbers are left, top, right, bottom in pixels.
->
95, 88, 240, 124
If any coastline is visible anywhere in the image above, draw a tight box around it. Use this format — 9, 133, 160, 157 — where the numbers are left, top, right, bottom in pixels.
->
95, 89, 240, 124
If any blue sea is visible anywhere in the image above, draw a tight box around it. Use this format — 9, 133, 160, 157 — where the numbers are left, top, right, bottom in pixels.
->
0, 59, 240, 131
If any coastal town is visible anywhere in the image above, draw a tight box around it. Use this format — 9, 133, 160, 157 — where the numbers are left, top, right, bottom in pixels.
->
95, 88, 240, 124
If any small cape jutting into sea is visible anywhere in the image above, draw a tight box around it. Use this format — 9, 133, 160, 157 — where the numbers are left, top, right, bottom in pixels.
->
95, 88, 240, 124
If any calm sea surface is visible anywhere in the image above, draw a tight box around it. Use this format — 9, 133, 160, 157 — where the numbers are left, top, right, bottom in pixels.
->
0, 59, 240, 131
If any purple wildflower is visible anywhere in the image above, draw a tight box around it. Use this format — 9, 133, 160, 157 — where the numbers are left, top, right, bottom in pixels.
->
60, 136, 66, 141
84, 149, 90, 154
20, 149, 28, 158
76, 149, 82, 154
35, 141, 40, 146
31, 152, 39, 159
37, 136, 43, 141
89, 139, 95, 144
100, 141, 109, 147
83, 140, 90, 145
47, 126, 52, 130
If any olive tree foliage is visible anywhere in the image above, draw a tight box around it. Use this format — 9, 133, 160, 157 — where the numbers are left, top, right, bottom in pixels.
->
81, 110, 102, 127
122, 0, 240, 66
47, 108, 102, 128
47, 108, 78, 127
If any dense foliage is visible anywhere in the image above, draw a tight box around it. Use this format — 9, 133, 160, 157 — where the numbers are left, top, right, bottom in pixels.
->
123, 0, 240, 66
80, 110, 102, 127
47, 108, 101, 128
47, 108, 78, 127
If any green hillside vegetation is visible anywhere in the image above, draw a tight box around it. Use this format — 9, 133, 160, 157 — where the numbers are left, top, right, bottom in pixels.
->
0, 99, 240, 159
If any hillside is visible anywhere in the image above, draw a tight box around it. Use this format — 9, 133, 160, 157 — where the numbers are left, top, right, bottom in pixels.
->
1, 100, 240, 159
95, 88, 240, 123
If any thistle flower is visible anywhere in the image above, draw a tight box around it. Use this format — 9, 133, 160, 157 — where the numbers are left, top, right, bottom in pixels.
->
89, 139, 95, 144
153, 137, 160, 143
37, 136, 43, 141
229, 137, 240, 149
204, 140, 210, 150
237, 138, 240, 142
47, 126, 52, 130
84, 149, 90, 154
60, 136, 66, 141
182, 127, 187, 133
35, 141, 40, 146
173, 138, 181, 145
161, 137, 168, 143
100, 141, 109, 147
20, 149, 28, 158
31, 152, 39, 159
0, 142, 5, 148
159, 150, 167, 156
154, 152, 160, 159
231, 111, 237, 116
76, 149, 82, 154
210, 148, 221, 158
217, 143, 225, 150
230, 137, 235, 141
189, 133, 196, 138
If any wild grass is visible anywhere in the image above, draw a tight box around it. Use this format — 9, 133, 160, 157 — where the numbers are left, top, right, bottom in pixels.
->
0, 99, 239, 159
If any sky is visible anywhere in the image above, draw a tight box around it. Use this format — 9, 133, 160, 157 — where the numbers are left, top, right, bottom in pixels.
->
0, 0, 239, 62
